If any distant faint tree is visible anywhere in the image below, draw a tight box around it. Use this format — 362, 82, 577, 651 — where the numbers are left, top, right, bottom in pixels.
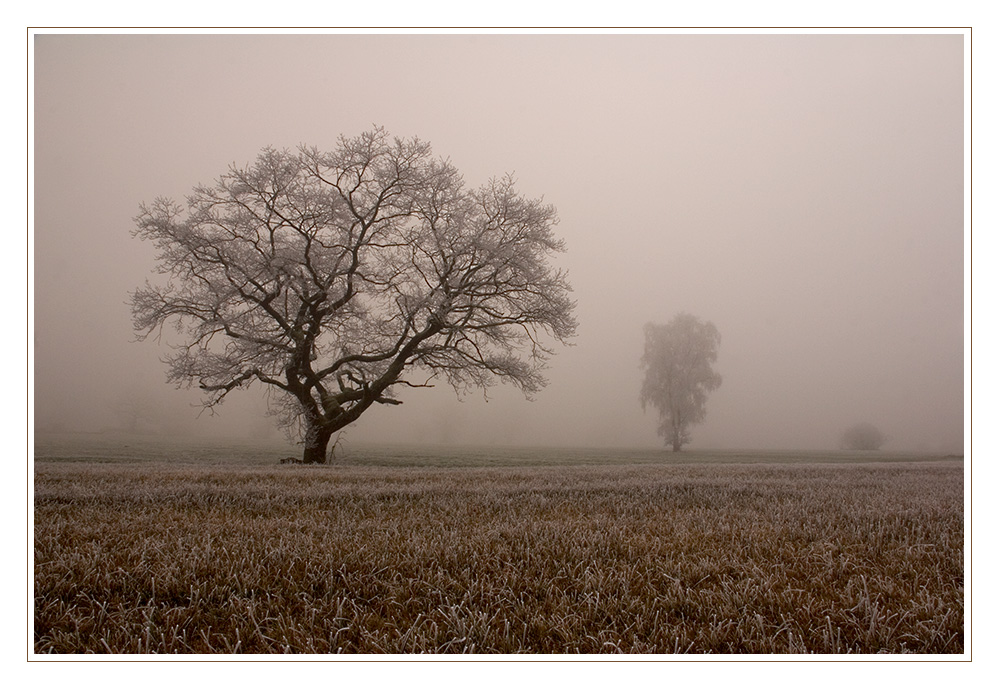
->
108, 389, 158, 433
840, 423, 887, 451
640, 313, 722, 452
131, 128, 576, 463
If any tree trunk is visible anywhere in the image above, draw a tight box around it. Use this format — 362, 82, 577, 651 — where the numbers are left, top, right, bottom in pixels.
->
672, 439, 682, 452
301, 426, 333, 464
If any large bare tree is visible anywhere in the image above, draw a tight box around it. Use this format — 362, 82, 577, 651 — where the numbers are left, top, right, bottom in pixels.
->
640, 313, 722, 451
131, 128, 576, 463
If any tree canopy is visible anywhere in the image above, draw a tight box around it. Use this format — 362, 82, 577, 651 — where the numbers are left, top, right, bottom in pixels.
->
640, 313, 722, 451
131, 128, 576, 462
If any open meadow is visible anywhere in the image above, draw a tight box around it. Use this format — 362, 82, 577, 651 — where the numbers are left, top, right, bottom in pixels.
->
33, 434, 964, 654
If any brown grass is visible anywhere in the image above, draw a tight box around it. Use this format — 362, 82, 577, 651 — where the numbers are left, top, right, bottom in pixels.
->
33, 457, 963, 654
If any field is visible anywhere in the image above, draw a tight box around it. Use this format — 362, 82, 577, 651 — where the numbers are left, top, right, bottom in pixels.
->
33, 434, 965, 655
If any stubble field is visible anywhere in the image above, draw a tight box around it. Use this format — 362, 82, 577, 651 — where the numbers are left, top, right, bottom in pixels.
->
33, 435, 964, 654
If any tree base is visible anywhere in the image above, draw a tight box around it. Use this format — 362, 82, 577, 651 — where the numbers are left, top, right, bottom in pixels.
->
278, 456, 328, 465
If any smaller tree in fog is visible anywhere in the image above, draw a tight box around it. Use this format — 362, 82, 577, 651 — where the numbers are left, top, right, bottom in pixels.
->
640, 313, 722, 452
108, 389, 159, 434
840, 422, 886, 451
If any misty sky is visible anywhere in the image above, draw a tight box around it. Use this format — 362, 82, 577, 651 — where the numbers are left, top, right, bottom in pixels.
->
31, 32, 966, 452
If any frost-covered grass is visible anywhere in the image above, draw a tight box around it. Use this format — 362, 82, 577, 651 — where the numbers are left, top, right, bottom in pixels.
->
33, 442, 963, 655
33, 431, 958, 467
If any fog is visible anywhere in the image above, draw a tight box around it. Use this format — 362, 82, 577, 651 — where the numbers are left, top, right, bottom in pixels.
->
32, 32, 966, 452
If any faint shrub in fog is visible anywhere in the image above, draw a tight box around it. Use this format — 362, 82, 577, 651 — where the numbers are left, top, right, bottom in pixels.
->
840, 422, 887, 451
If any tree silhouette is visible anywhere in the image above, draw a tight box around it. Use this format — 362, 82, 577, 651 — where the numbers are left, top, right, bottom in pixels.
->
132, 128, 576, 462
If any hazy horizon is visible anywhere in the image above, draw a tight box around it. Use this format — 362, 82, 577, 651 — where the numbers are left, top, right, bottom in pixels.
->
32, 32, 966, 453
